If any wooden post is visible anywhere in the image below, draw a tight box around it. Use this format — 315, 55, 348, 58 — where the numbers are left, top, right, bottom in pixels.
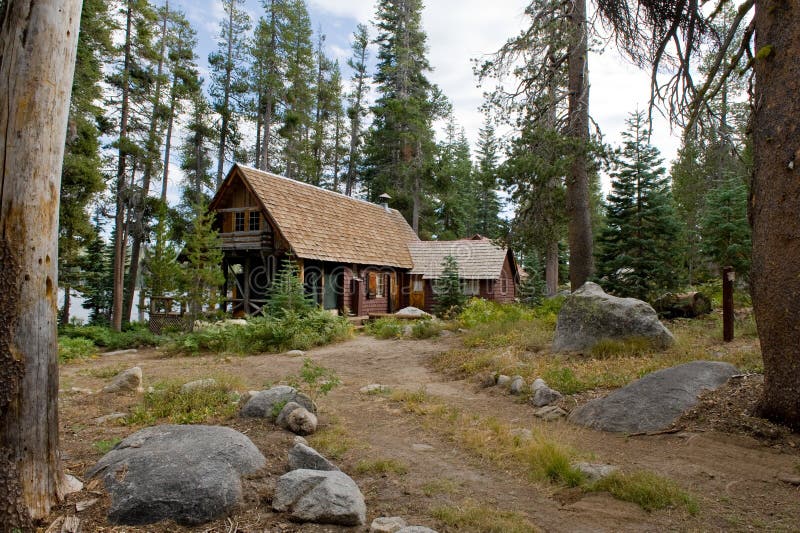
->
722, 266, 735, 342
0, 0, 83, 524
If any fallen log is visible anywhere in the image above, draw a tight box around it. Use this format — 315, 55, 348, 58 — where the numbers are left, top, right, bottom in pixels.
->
654, 292, 713, 319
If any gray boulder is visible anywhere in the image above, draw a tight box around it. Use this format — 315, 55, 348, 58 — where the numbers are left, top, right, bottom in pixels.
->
569, 360, 739, 433
288, 443, 338, 472
102, 367, 143, 394
287, 408, 318, 435
531, 378, 562, 407
394, 306, 431, 319
275, 401, 304, 428
509, 376, 526, 395
86, 425, 265, 525
240, 385, 315, 420
272, 469, 366, 526
552, 282, 674, 352
574, 462, 618, 481
496, 375, 511, 387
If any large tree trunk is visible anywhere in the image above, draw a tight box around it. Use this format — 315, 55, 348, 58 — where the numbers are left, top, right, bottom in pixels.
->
752, 0, 800, 429
545, 240, 559, 297
565, 0, 594, 290
0, 0, 82, 525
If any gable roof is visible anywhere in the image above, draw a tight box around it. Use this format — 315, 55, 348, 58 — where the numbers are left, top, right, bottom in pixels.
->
212, 164, 419, 268
407, 239, 513, 279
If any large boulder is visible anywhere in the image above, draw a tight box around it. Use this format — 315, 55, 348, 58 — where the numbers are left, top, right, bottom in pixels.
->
288, 443, 339, 472
394, 306, 431, 319
272, 469, 366, 526
240, 385, 315, 420
86, 425, 265, 525
569, 361, 739, 433
552, 282, 674, 352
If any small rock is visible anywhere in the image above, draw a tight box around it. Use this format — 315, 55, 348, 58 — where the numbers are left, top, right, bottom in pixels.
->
69, 387, 94, 395
476, 372, 496, 388
287, 408, 318, 436
241, 386, 315, 420
440, 330, 453, 337
360, 383, 390, 394
93, 413, 127, 426
371, 516, 408, 533
510, 428, 533, 440
496, 375, 511, 387
293, 435, 309, 446
102, 349, 138, 357
288, 443, 338, 471
397, 527, 438, 533
510, 375, 526, 395
276, 401, 304, 429
180, 378, 217, 392
64, 474, 84, 495
394, 306, 431, 319
102, 367, 143, 394
778, 473, 800, 486
76, 498, 99, 512
533, 406, 568, 420
531, 386, 562, 407
273, 469, 366, 526
574, 462, 618, 481
412, 443, 434, 452
286, 350, 305, 357
531, 378, 547, 391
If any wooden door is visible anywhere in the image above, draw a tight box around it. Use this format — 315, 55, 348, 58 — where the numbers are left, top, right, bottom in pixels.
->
410, 275, 425, 309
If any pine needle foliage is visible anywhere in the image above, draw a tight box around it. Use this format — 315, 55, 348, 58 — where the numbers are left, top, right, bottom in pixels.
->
434, 255, 466, 317
265, 254, 315, 317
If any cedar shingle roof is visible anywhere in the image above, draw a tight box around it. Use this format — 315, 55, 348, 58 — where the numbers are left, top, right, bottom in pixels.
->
408, 239, 510, 279
229, 165, 419, 268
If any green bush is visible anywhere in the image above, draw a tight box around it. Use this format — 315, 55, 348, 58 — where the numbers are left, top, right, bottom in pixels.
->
458, 298, 534, 328
59, 323, 163, 350
58, 337, 97, 362
365, 317, 404, 339
168, 309, 353, 356
126, 378, 240, 425
411, 319, 441, 339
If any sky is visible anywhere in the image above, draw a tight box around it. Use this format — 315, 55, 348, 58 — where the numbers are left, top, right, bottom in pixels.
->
168, 0, 683, 189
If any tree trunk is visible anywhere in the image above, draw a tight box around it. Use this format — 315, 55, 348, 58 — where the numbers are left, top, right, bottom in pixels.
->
545, 240, 559, 297
216, 0, 235, 186
61, 286, 71, 326
161, 73, 178, 204
752, 0, 800, 429
565, 0, 593, 290
112, 0, 134, 332
0, 0, 82, 525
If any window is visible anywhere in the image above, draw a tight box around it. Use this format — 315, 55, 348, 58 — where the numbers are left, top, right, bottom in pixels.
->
234, 212, 245, 232
249, 211, 260, 231
375, 274, 385, 297
462, 279, 480, 296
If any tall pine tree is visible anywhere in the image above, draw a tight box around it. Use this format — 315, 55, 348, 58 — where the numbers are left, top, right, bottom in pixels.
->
344, 23, 369, 196
596, 111, 682, 302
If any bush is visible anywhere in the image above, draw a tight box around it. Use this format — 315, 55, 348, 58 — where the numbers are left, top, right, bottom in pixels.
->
126, 377, 241, 425
588, 470, 698, 514
411, 319, 441, 339
365, 317, 404, 339
58, 337, 97, 362
168, 310, 353, 356
59, 323, 163, 350
286, 358, 341, 402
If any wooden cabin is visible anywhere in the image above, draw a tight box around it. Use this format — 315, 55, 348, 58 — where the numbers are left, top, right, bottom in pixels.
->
209, 164, 419, 317
208, 164, 519, 317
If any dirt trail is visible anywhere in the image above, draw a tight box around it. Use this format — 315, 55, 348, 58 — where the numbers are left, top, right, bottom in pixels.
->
57, 334, 800, 532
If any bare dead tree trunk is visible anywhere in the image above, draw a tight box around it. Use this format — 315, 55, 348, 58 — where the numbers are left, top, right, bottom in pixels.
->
565, 0, 594, 290
0, 0, 82, 525
752, 0, 800, 429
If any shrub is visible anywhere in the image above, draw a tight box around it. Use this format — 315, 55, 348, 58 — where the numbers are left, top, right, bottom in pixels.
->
588, 470, 698, 514
433, 255, 467, 318
286, 358, 341, 402
58, 337, 97, 362
411, 319, 441, 339
59, 323, 163, 350
365, 317, 404, 339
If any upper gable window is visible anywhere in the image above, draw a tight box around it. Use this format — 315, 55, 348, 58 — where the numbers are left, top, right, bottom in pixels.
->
234, 212, 245, 232
249, 211, 260, 231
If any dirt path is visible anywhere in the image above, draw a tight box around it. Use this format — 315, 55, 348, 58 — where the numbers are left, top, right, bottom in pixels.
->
57, 334, 800, 532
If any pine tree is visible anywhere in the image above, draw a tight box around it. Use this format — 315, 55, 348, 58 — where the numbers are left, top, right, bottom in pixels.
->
517, 254, 547, 307
265, 254, 315, 316
209, 0, 251, 186
433, 255, 466, 318
181, 205, 225, 324
143, 208, 181, 303
344, 23, 369, 196
365, 0, 445, 234
435, 116, 476, 239
473, 119, 504, 238
700, 176, 751, 281
596, 111, 683, 302
81, 216, 115, 325
181, 85, 218, 210
59, 0, 113, 324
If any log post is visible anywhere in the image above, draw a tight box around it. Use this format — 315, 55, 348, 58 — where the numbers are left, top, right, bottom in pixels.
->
0, 0, 83, 524
722, 266, 735, 342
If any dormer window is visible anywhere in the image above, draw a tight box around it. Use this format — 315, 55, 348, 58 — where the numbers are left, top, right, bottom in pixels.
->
234, 212, 245, 232
249, 211, 260, 231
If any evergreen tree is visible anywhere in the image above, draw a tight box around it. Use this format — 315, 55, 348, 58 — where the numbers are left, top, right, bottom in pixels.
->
209, 0, 251, 186
365, 0, 445, 234
142, 209, 181, 302
181, 85, 218, 210
59, 0, 113, 324
265, 254, 315, 316
181, 205, 225, 323
700, 177, 751, 281
517, 254, 547, 307
327, 62, 348, 192
433, 255, 466, 318
81, 216, 115, 325
435, 116, 476, 239
344, 23, 369, 196
473, 119, 504, 238
596, 111, 682, 302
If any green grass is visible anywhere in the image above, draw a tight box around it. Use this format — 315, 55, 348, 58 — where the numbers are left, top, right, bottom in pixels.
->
125, 375, 242, 425
58, 337, 97, 362
93, 438, 122, 454
355, 458, 408, 475
411, 319, 442, 339
430, 500, 538, 533
306, 416, 357, 460
365, 317, 404, 339
588, 470, 699, 514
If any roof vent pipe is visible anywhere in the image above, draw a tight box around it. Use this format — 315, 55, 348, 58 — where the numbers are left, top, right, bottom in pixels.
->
378, 193, 392, 212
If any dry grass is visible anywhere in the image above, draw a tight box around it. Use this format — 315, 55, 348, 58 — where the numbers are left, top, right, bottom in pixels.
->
588, 470, 699, 514
430, 500, 539, 533
421, 478, 461, 497
355, 458, 408, 475
307, 415, 358, 460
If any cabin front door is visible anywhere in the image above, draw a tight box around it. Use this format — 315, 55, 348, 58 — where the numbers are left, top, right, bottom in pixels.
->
410, 275, 425, 309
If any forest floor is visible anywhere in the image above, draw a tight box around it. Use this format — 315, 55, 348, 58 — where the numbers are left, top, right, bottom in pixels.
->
52, 327, 800, 532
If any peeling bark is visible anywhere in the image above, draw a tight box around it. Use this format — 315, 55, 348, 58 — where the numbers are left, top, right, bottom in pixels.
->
0, 0, 81, 523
